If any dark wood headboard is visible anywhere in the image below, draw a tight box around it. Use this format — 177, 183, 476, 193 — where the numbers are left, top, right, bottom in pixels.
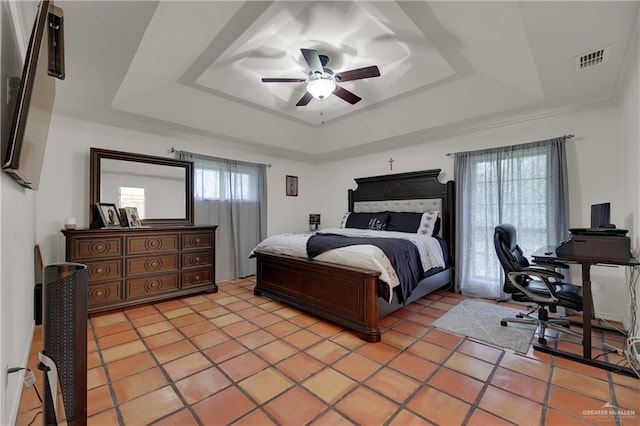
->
347, 169, 456, 266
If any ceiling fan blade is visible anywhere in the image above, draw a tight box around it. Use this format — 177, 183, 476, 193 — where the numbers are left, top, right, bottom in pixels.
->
296, 91, 313, 106
333, 85, 361, 104
335, 65, 380, 82
301, 48, 323, 74
262, 77, 306, 83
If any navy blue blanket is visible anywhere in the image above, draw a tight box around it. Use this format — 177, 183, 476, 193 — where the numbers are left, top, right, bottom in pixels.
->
306, 233, 424, 304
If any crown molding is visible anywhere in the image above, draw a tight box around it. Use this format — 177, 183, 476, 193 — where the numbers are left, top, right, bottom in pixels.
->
54, 98, 617, 166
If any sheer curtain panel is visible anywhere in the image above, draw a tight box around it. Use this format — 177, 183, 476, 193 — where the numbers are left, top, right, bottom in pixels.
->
179, 152, 267, 280
454, 137, 569, 299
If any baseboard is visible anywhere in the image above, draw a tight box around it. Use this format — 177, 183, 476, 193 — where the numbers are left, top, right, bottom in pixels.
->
7, 321, 36, 426
594, 311, 626, 332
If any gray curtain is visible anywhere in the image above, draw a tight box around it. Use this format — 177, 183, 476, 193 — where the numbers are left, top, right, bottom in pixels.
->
454, 137, 569, 298
179, 152, 267, 280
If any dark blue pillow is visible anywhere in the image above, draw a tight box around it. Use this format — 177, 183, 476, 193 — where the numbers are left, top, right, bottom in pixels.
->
345, 212, 389, 230
387, 212, 441, 235
386, 212, 423, 233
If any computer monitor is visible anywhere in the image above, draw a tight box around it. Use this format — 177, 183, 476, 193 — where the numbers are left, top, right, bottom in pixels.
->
590, 202, 611, 228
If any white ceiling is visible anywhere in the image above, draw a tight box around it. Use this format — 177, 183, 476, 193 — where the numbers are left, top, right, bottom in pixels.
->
52, 1, 639, 163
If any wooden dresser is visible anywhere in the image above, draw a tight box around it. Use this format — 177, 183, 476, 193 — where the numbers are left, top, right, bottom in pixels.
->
62, 226, 217, 313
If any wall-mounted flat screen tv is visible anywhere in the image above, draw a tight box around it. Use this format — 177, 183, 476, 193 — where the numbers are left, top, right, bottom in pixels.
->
1, 0, 64, 190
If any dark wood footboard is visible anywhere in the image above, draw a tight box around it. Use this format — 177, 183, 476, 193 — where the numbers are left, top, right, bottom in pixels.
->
254, 252, 383, 342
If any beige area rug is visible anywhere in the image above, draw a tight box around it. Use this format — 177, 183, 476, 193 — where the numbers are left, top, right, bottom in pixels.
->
432, 299, 537, 353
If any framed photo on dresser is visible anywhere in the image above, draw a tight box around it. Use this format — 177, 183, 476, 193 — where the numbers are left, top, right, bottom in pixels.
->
96, 203, 122, 228
120, 207, 142, 228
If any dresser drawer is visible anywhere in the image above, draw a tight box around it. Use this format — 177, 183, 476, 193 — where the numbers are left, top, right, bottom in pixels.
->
181, 250, 212, 268
71, 237, 122, 260
86, 259, 122, 281
126, 235, 178, 255
87, 281, 122, 306
182, 232, 213, 249
126, 254, 178, 277
126, 273, 179, 299
182, 268, 213, 288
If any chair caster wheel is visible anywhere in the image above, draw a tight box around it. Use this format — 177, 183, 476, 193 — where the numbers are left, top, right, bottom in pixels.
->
538, 337, 547, 344
500, 321, 507, 327
516, 314, 524, 318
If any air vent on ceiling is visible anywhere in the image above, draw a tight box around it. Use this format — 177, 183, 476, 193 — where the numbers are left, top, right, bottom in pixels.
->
575, 46, 610, 71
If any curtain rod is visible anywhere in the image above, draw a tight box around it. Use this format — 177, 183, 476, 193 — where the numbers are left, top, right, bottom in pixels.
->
445, 134, 575, 157
170, 147, 272, 168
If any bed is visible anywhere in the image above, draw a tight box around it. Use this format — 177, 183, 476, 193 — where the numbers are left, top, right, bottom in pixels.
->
253, 169, 455, 342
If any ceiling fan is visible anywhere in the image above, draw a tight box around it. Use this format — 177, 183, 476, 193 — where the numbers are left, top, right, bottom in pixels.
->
261, 48, 380, 106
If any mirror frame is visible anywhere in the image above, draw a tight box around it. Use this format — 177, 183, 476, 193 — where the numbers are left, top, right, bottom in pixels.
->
90, 147, 194, 227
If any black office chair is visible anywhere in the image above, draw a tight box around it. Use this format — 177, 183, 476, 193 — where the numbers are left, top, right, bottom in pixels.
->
494, 224, 584, 344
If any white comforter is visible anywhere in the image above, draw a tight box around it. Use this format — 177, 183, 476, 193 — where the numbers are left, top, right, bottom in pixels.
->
251, 228, 446, 302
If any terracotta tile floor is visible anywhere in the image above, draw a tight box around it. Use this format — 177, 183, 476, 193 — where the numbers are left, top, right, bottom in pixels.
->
15, 278, 640, 425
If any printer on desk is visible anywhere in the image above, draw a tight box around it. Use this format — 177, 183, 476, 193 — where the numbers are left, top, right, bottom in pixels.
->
556, 226, 631, 262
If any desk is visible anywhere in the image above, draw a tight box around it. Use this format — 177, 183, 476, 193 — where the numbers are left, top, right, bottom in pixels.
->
532, 246, 639, 376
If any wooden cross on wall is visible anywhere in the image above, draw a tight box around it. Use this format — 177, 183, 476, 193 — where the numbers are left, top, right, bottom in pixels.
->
388, 158, 394, 170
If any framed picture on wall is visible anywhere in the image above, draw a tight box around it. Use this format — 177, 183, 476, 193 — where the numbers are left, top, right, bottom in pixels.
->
286, 175, 298, 196
96, 203, 122, 228
120, 207, 142, 228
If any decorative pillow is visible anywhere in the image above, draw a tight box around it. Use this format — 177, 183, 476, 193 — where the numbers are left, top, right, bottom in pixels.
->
367, 216, 388, 231
386, 212, 424, 233
345, 212, 389, 230
417, 211, 440, 236
339, 212, 350, 228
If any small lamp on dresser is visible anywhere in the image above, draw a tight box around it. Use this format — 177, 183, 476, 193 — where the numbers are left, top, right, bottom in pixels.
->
309, 214, 321, 231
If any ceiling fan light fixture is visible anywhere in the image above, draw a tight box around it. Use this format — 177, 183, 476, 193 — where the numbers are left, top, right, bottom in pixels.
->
306, 78, 336, 99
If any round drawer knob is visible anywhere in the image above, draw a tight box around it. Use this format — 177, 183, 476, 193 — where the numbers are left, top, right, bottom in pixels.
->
194, 275, 201, 282
145, 238, 162, 250
96, 290, 104, 297
96, 267, 104, 274
194, 256, 201, 263
195, 238, 201, 244
144, 280, 161, 293
96, 244, 104, 250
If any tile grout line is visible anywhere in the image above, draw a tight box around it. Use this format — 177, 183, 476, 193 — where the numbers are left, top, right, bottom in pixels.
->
123, 298, 210, 426
539, 338, 558, 426
44, 282, 639, 426
88, 311, 128, 425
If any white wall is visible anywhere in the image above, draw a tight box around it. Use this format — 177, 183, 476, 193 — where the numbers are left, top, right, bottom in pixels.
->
621, 32, 639, 336
315, 103, 629, 322
0, 1, 38, 424
0, 175, 38, 426
35, 114, 320, 266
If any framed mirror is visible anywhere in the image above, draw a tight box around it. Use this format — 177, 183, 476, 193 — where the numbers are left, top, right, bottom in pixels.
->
90, 148, 194, 227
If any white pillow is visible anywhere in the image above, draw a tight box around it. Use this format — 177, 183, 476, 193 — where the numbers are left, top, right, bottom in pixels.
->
339, 212, 350, 228
417, 211, 439, 235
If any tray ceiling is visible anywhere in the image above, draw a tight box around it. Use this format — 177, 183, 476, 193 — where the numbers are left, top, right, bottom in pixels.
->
51, 1, 639, 162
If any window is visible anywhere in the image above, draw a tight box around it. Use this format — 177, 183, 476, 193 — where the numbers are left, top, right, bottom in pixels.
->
455, 138, 568, 298
194, 167, 257, 201
179, 152, 267, 280
466, 151, 549, 284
